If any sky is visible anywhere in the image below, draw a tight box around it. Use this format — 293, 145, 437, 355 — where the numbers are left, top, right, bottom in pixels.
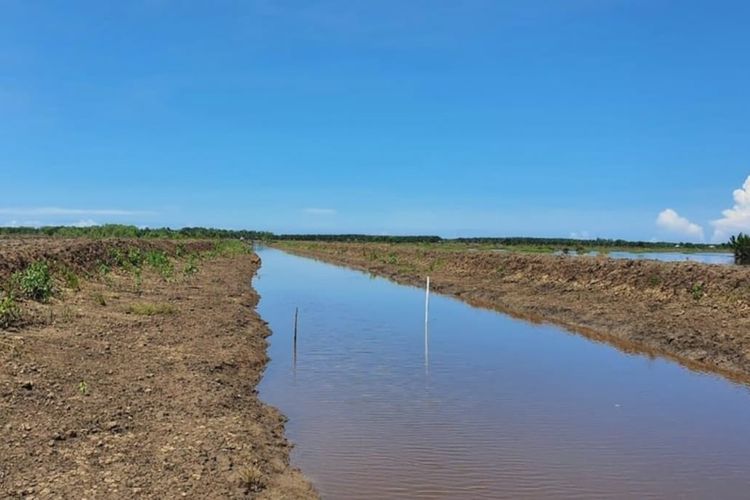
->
1, 0, 749, 241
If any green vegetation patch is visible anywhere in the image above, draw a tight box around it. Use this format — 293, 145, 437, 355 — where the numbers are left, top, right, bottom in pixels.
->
127, 302, 176, 316
12, 261, 54, 302
211, 239, 251, 256
0, 292, 21, 329
144, 250, 174, 279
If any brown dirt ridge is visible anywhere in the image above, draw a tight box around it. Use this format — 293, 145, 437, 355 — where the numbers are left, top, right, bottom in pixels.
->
276, 241, 750, 383
1, 238, 316, 499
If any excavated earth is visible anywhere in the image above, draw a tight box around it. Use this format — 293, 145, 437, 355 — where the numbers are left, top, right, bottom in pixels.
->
276, 241, 750, 383
0, 239, 316, 499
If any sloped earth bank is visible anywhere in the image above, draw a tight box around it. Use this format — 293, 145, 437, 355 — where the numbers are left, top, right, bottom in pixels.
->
0, 239, 316, 499
275, 241, 750, 382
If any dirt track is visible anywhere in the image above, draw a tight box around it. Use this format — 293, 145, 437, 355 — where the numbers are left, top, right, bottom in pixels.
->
1, 239, 316, 498
276, 241, 750, 383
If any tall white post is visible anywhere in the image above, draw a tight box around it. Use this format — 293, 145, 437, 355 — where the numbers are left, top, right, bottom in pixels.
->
293, 307, 299, 367
424, 276, 430, 326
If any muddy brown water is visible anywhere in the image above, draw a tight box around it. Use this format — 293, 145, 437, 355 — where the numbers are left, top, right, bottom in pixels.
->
256, 248, 750, 499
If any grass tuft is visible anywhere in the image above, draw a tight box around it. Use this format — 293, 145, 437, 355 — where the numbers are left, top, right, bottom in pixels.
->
238, 465, 266, 492
92, 292, 107, 306
127, 302, 176, 316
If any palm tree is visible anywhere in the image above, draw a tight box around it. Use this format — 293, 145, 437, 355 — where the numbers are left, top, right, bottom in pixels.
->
729, 233, 750, 265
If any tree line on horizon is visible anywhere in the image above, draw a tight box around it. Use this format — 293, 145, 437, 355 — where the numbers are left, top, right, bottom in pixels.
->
0, 224, 733, 250
0, 224, 273, 240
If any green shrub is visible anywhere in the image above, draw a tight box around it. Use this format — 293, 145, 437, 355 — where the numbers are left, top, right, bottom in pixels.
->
0, 293, 21, 328
729, 233, 750, 265
691, 283, 705, 300
13, 261, 53, 302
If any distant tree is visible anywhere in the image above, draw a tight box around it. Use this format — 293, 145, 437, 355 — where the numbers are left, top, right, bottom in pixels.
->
729, 233, 750, 265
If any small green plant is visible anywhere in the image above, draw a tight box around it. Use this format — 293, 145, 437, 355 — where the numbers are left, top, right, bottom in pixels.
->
13, 261, 53, 302
183, 256, 199, 276
61, 268, 80, 291
648, 274, 662, 287
691, 283, 705, 300
145, 250, 174, 279
127, 302, 176, 316
109, 248, 126, 267
729, 233, 750, 265
0, 293, 21, 328
98, 262, 111, 276
133, 268, 143, 293
78, 380, 89, 395
127, 247, 144, 267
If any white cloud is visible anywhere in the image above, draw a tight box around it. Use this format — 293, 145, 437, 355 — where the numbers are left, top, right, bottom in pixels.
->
656, 208, 704, 241
569, 230, 591, 239
303, 208, 337, 216
72, 219, 99, 227
3, 219, 42, 227
711, 175, 750, 242
0, 207, 152, 216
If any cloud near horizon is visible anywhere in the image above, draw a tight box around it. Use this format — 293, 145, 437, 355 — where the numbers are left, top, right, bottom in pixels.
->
656, 208, 705, 241
711, 175, 750, 242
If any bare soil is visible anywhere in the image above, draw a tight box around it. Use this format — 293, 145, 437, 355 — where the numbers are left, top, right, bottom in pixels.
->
276, 241, 750, 383
1, 239, 316, 499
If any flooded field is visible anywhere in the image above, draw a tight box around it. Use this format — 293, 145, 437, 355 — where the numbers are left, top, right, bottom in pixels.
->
608, 251, 734, 265
552, 250, 735, 265
256, 248, 750, 499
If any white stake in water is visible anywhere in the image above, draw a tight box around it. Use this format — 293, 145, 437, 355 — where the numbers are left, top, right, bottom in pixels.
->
424, 276, 430, 370
293, 307, 299, 368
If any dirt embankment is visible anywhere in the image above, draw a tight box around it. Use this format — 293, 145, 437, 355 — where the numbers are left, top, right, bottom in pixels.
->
1, 239, 316, 498
276, 241, 750, 382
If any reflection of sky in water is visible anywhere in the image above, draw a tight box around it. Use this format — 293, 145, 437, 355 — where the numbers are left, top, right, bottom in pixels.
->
552, 250, 734, 265
608, 251, 734, 264
256, 248, 750, 499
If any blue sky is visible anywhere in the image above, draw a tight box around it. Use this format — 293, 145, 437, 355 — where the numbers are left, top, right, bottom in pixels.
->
2, 0, 749, 241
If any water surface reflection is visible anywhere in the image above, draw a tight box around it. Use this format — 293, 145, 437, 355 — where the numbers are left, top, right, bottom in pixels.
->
256, 248, 750, 499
